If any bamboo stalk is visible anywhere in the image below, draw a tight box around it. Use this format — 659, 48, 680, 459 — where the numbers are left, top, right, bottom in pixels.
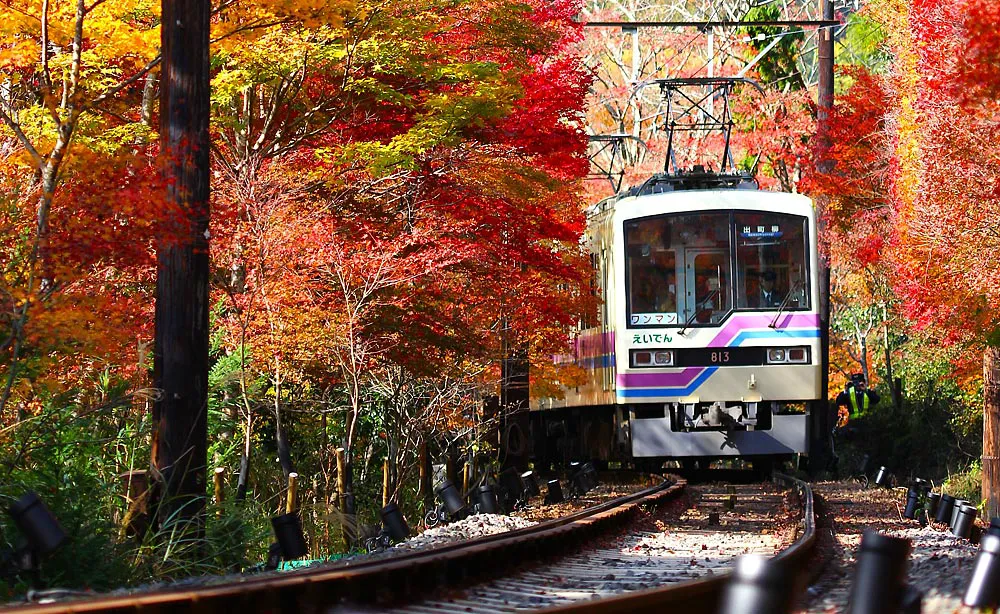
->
336, 448, 352, 547
286, 472, 298, 514
213, 467, 225, 517
382, 459, 391, 507
336, 448, 347, 502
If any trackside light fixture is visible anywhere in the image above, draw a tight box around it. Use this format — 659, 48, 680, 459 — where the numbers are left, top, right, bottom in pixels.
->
847, 531, 914, 614
380, 503, 410, 543
477, 484, 500, 515
7, 492, 68, 556
719, 554, 796, 614
434, 480, 465, 515
545, 480, 564, 504
521, 471, 541, 498
964, 534, 1000, 608
270, 511, 308, 560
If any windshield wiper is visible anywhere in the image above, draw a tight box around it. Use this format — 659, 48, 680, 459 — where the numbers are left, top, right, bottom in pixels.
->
769, 279, 804, 328
679, 288, 720, 336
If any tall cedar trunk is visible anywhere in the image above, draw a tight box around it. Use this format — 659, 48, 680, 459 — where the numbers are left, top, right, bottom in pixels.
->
983, 346, 1000, 519
809, 0, 835, 474
152, 0, 210, 532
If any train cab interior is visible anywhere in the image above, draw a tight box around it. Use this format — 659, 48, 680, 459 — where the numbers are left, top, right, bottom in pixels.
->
626, 211, 811, 327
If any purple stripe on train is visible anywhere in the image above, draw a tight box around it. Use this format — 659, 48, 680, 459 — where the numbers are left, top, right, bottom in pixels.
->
707, 313, 819, 348
616, 313, 821, 389
618, 366, 709, 388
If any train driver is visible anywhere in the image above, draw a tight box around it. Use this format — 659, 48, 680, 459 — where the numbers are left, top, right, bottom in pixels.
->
750, 270, 782, 308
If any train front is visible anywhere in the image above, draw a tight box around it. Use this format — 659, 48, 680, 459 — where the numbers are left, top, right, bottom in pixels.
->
615, 189, 822, 462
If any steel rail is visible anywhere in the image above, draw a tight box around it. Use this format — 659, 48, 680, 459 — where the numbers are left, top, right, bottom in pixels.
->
534, 472, 816, 614
9, 476, 685, 614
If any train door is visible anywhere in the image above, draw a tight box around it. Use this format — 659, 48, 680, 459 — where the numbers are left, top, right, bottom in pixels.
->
679, 250, 730, 324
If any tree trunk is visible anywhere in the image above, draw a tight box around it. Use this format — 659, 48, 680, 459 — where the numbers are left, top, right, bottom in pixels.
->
275, 404, 294, 478
419, 442, 433, 514
501, 343, 530, 471
152, 0, 211, 534
336, 447, 355, 547
809, 0, 835, 476
883, 312, 901, 412
983, 346, 1000, 519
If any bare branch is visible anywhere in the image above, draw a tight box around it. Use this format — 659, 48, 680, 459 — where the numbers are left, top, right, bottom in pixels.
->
84, 0, 111, 14
89, 56, 162, 108
0, 107, 44, 167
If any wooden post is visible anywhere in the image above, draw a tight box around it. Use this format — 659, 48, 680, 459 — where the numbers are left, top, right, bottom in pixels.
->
419, 443, 433, 513
336, 448, 354, 547
983, 347, 1000, 518
336, 448, 347, 504
152, 0, 211, 535
286, 472, 298, 514
382, 459, 391, 507
446, 447, 457, 486
213, 467, 225, 517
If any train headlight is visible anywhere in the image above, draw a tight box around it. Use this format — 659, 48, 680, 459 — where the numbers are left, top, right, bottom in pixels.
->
766, 347, 810, 364
631, 349, 674, 368
766, 349, 786, 363
653, 351, 674, 366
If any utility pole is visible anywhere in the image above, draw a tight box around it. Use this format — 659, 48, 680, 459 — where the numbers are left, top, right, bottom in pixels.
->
153, 0, 211, 535
813, 0, 835, 472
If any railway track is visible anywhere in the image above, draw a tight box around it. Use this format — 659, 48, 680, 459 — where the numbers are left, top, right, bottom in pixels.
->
374, 474, 812, 614
9, 472, 814, 614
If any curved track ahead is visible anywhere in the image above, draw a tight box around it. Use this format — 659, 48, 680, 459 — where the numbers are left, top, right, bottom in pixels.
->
10, 477, 683, 614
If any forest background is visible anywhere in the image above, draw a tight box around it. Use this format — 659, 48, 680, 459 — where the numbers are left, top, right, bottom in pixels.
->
1, 0, 998, 597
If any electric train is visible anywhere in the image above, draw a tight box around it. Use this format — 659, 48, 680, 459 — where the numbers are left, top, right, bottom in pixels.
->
530, 170, 823, 469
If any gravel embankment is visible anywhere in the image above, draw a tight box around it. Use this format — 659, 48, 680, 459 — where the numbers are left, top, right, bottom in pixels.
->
805, 481, 984, 613
393, 513, 537, 550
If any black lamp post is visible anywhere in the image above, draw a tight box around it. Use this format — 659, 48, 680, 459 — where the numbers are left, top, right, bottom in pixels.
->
477, 484, 500, 514
964, 534, 1000, 608
270, 511, 308, 560
7, 492, 67, 556
521, 471, 540, 498
4, 491, 67, 579
381, 503, 410, 542
545, 480, 564, 504
847, 531, 913, 614
719, 554, 796, 614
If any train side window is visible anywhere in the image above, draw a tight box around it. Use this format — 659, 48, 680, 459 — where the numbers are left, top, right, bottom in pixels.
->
734, 213, 810, 310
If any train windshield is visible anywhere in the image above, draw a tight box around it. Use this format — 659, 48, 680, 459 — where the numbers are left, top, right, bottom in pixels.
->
625, 212, 732, 327
625, 211, 810, 327
734, 212, 810, 311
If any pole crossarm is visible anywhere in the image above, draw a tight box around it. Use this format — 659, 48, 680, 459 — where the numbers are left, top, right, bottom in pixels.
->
582, 20, 840, 29
587, 133, 645, 193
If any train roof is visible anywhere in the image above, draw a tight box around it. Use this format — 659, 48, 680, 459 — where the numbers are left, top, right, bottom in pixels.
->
587, 170, 814, 221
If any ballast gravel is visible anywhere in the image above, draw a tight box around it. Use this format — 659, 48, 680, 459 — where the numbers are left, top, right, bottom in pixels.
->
805, 481, 985, 614
392, 513, 537, 550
